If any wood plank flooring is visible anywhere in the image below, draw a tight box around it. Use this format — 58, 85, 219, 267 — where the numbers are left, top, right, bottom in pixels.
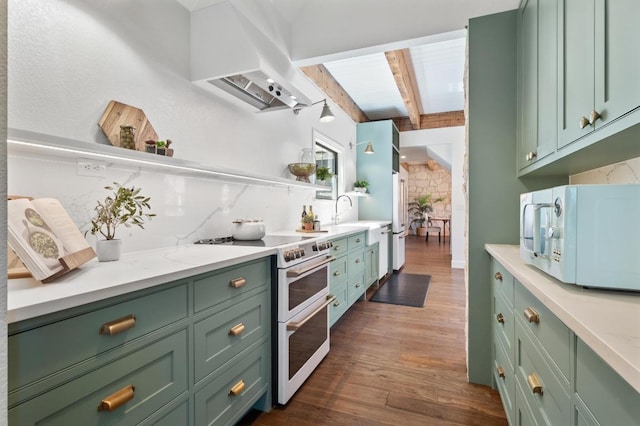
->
239, 235, 507, 425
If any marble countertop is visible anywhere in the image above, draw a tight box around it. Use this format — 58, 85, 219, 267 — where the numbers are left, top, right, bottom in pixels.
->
8, 222, 381, 324
486, 244, 640, 394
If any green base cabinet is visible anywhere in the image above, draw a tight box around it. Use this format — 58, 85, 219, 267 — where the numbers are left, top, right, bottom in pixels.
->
364, 243, 379, 288
328, 231, 370, 326
8, 257, 272, 426
490, 256, 640, 425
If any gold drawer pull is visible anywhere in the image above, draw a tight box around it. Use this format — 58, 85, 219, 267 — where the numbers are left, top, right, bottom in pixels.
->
496, 313, 505, 324
230, 277, 246, 288
355, 283, 361, 288
355, 258, 361, 264
334, 245, 341, 251
99, 314, 136, 336
497, 366, 505, 379
98, 385, 135, 412
527, 373, 543, 395
333, 300, 341, 307
229, 380, 245, 396
494, 272, 503, 281
524, 307, 540, 324
229, 323, 245, 336
334, 271, 341, 276
356, 238, 361, 243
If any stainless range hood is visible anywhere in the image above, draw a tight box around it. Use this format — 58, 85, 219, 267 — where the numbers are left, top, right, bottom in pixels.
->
191, 2, 311, 111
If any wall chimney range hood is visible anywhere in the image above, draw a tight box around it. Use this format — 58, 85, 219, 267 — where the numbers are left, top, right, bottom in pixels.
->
191, 2, 311, 112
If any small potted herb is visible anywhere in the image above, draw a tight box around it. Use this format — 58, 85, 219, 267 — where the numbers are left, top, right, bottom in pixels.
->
156, 140, 167, 155
144, 140, 156, 154
315, 166, 334, 182
353, 180, 369, 193
87, 183, 156, 261
302, 213, 315, 230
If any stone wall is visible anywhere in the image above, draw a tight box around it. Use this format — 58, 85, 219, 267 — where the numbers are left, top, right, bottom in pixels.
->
406, 162, 451, 234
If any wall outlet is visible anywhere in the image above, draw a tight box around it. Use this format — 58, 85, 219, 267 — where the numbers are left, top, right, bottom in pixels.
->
77, 159, 107, 177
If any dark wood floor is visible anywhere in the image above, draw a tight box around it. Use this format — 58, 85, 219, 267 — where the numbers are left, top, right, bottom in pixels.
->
239, 235, 507, 425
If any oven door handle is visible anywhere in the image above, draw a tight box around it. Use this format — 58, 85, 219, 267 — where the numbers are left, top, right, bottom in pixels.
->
286, 295, 336, 331
286, 256, 336, 277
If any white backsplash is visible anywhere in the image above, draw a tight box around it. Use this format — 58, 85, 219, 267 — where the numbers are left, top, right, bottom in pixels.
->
570, 156, 640, 184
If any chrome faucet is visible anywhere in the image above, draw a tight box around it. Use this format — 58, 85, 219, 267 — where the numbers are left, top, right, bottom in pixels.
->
333, 194, 353, 224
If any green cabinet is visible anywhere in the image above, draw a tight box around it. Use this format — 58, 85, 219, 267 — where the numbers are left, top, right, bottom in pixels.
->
328, 231, 370, 326
558, 0, 640, 148
517, 0, 557, 170
364, 243, 379, 288
8, 257, 272, 426
356, 120, 398, 222
489, 256, 640, 425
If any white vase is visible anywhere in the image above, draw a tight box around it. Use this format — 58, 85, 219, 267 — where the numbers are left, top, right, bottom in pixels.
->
96, 239, 123, 262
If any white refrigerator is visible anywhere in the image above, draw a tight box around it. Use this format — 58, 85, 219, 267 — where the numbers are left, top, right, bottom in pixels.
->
392, 172, 407, 270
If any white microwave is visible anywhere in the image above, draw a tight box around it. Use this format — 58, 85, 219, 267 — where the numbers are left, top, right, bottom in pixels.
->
520, 184, 640, 291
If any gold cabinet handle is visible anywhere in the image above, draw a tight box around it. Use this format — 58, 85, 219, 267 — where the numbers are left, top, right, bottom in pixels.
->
497, 365, 505, 379
524, 307, 540, 324
98, 385, 135, 412
355, 258, 361, 264
230, 277, 246, 288
579, 116, 590, 129
229, 380, 245, 396
333, 270, 341, 276
99, 314, 136, 336
356, 238, 361, 243
355, 283, 361, 288
496, 313, 504, 324
527, 373, 543, 395
589, 110, 601, 125
229, 323, 245, 336
334, 245, 341, 251
525, 151, 537, 161
494, 272, 503, 281
333, 299, 341, 307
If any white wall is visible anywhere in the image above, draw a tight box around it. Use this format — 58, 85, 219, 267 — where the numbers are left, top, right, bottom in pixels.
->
7, 0, 359, 253
401, 126, 465, 268
570, 156, 640, 184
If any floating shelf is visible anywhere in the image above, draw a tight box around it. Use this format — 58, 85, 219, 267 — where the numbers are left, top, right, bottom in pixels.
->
7, 128, 327, 190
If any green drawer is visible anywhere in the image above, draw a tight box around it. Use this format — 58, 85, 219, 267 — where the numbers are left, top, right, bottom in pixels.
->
515, 281, 571, 381
347, 272, 366, 304
348, 249, 365, 276
515, 373, 539, 426
493, 336, 515, 426
193, 258, 269, 314
329, 254, 348, 286
9, 283, 188, 392
515, 319, 570, 426
348, 232, 366, 250
9, 329, 188, 425
491, 259, 514, 307
329, 280, 349, 327
194, 290, 269, 383
493, 291, 514, 362
575, 337, 640, 426
195, 340, 269, 426
330, 237, 348, 256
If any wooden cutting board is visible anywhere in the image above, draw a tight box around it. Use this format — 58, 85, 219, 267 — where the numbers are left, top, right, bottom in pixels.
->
98, 100, 159, 151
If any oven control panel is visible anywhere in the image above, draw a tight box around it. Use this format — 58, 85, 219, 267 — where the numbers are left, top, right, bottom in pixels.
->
283, 248, 305, 262
280, 239, 333, 265
313, 241, 333, 251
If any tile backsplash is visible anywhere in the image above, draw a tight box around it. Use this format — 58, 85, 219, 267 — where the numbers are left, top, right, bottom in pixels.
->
570, 156, 640, 184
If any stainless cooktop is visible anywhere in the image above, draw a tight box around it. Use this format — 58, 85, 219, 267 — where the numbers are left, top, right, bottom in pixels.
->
194, 235, 308, 248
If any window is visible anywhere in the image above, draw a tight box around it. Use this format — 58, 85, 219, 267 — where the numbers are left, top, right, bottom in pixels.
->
313, 130, 343, 200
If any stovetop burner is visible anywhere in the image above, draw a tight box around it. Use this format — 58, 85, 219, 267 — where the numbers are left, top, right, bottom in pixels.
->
194, 235, 308, 248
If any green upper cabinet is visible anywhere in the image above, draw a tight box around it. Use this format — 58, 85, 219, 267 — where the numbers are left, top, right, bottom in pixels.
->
517, 0, 557, 171
356, 120, 398, 221
558, 0, 640, 148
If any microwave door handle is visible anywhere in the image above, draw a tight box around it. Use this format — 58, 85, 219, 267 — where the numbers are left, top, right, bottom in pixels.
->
532, 203, 553, 257
286, 295, 336, 331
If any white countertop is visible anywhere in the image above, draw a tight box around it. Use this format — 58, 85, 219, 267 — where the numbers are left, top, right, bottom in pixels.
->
486, 244, 640, 394
8, 223, 380, 324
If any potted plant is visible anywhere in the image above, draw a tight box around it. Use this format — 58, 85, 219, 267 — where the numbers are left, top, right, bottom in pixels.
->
87, 182, 156, 261
353, 180, 369, 193
315, 166, 334, 183
156, 140, 167, 155
408, 194, 445, 236
302, 213, 315, 230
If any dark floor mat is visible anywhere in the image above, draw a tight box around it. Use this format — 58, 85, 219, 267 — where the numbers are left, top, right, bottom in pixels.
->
370, 273, 431, 307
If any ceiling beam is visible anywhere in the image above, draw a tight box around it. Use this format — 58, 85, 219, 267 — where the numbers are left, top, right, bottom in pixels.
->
393, 110, 465, 132
299, 64, 369, 123
385, 49, 421, 130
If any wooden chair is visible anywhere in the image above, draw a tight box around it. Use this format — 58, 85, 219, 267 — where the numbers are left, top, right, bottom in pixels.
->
425, 220, 441, 243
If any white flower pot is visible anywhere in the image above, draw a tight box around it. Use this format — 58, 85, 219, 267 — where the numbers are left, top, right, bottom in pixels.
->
96, 239, 123, 262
